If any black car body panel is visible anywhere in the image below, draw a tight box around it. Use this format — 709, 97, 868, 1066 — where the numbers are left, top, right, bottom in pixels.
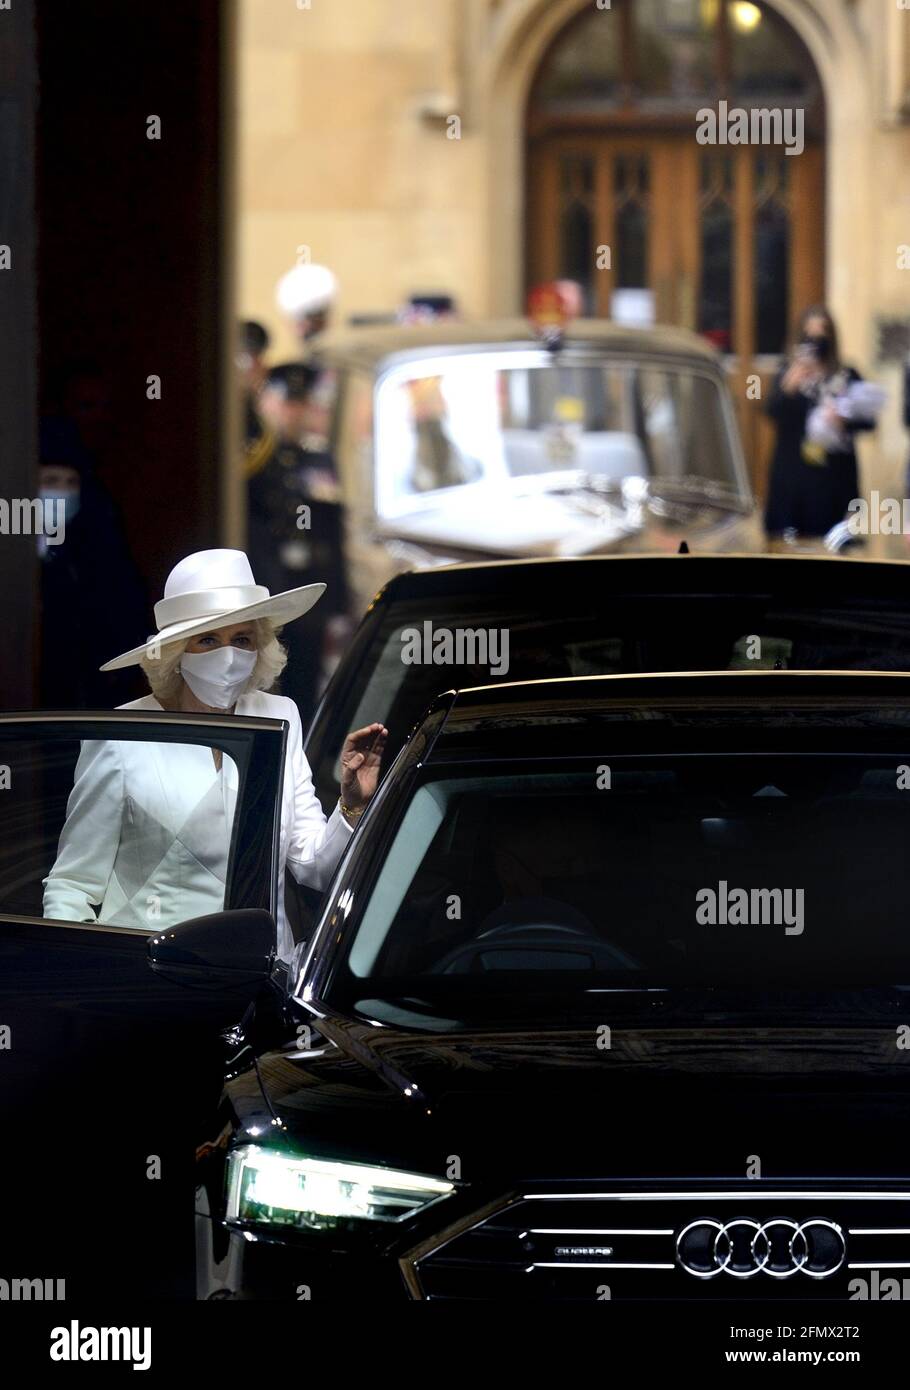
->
306, 554, 910, 806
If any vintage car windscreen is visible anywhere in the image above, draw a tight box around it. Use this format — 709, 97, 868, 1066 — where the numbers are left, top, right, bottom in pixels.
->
324, 756, 910, 1024
374, 352, 743, 516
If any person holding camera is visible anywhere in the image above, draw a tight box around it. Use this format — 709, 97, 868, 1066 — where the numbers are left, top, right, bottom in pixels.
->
764, 306, 880, 540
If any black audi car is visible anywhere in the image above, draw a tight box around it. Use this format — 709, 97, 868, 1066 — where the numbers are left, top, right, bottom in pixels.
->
194, 671, 910, 1300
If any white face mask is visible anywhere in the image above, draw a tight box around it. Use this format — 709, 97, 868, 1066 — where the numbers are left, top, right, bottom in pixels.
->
180, 646, 257, 709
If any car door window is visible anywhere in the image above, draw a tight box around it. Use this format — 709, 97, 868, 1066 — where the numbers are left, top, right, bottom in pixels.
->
0, 715, 284, 930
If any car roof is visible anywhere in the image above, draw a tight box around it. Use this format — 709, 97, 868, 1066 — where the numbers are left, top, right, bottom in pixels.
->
420, 670, 910, 762
308, 317, 723, 372
365, 551, 910, 609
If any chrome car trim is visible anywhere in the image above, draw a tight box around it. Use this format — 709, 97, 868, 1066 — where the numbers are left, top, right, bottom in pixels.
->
528, 1262, 674, 1271
403, 1189, 910, 1298
399, 1191, 520, 1299
850, 1228, 910, 1235
848, 1262, 910, 1270
0, 709, 285, 730
0, 912, 154, 935
523, 1190, 910, 1201
529, 1227, 675, 1236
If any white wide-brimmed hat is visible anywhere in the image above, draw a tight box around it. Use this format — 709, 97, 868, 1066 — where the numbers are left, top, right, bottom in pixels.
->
100, 549, 325, 672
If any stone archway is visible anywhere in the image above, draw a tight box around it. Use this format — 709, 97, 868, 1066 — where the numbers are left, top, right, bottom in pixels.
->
479, 0, 872, 369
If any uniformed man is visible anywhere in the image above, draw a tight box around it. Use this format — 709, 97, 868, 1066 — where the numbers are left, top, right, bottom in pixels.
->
247, 362, 349, 723
275, 263, 339, 445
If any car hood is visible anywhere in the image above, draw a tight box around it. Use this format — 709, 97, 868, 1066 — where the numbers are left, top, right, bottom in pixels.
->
377, 488, 743, 559
378, 491, 637, 557
254, 1000, 910, 1181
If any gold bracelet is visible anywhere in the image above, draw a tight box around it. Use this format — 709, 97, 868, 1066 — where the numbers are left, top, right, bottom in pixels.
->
339, 796, 365, 824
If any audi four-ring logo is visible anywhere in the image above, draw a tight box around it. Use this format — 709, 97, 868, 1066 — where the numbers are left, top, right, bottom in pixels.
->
676, 1218, 846, 1279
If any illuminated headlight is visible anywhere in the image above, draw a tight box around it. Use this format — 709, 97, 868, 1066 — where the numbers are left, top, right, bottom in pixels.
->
226, 1145, 454, 1230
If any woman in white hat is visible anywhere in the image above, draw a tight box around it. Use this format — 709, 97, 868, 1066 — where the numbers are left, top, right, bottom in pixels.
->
43, 549, 387, 961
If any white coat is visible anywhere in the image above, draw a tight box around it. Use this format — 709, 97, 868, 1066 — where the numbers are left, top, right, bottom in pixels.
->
42, 691, 352, 961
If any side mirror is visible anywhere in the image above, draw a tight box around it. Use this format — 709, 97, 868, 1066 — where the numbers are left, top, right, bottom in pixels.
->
148, 909, 275, 992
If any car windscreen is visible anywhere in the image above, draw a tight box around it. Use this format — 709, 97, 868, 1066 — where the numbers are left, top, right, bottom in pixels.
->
374, 353, 742, 515
324, 755, 910, 1024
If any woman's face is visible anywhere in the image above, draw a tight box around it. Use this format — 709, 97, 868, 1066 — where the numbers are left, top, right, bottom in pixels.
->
184, 622, 257, 655
40, 464, 81, 493
804, 314, 830, 342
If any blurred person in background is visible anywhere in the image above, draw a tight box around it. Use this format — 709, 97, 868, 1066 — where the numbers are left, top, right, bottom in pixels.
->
238, 318, 271, 393
238, 319, 275, 480
397, 292, 458, 325
56, 359, 115, 464
275, 262, 338, 446
903, 348, 910, 502
38, 418, 147, 708
247, 363, 350, 725
765, 306, 882, 540
554, 280, 585, 320
276, 262, 337, 349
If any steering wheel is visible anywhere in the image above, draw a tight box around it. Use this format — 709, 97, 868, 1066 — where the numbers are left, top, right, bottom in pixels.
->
430, 921, 625, 975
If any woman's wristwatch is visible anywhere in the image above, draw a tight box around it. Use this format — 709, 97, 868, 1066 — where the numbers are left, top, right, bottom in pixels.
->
339, 796, 365, 827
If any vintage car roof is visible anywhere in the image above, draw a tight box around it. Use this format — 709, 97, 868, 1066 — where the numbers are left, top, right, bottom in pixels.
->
307, 317, 723, 372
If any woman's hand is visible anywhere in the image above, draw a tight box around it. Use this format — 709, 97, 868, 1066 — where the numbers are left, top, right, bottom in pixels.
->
781, 356, 819, 394
340, 723, 388, 816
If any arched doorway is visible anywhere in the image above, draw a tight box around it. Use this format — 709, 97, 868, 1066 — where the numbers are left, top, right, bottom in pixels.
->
525, 0, 826, 494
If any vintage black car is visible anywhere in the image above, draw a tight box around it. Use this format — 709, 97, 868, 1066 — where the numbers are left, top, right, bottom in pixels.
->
194, 672, 910, 1301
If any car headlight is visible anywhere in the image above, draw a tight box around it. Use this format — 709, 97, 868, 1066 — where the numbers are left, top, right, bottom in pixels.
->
226, 1145, 454, 1230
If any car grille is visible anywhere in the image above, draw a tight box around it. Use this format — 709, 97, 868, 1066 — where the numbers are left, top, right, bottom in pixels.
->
403, 1188, 910, 1300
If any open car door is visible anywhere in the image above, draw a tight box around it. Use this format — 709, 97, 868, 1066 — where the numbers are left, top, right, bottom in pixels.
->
0, 709, 286, 1299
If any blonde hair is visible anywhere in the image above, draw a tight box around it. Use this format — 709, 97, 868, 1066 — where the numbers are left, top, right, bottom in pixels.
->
139, 617, 288, 705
